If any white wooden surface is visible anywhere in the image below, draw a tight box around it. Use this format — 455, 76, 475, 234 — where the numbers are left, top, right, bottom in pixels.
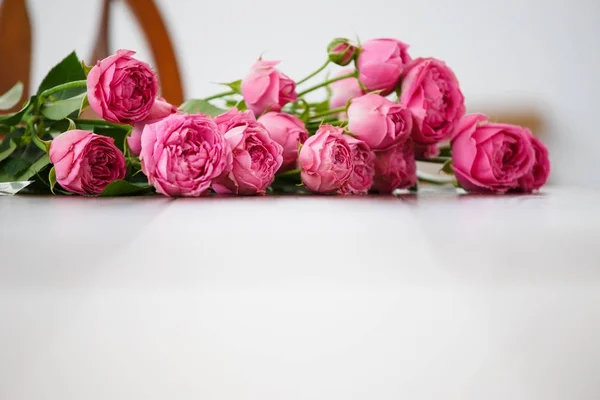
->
1, 187, 599, 399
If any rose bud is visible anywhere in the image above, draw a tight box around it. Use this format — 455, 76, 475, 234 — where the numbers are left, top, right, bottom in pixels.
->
140, 113, 232, 197
516, 135, 550, 192
451, 114, 536, 193
257, 112, 308, 171
356, 38, 411, 95
338, 136, 375, 195
299, 124, 353, 193
213, 108, 283, 195
327, 38, 358, 66
241, 59, 298, 117
399, 57, 465, 154
128, 98, 178, 156
49, 129, 126, 195
329, 68, 364, 113
87, 49, 159, 124
371, 139, 417, 193
347, 93, 412, 150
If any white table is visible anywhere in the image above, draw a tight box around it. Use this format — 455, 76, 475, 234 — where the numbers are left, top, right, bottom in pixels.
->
1, 187, 599, 400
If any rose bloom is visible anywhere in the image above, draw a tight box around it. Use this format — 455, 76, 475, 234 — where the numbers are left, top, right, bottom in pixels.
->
371, 139, 417, 193
87, 49, 159, 124
516, 135, 550, 192
329, 68, 364, 112
451, 114, 536, 193
49, 129, 126, 195
213, 109, 283, 195
298, 124, 353, 193
241, 60, 298, 117
140, 113, 232, 197
257, 112, 308, 171
399, 57, 465, 154
327, 38, 358, 66
347, 93, 412, 150
338, 136, 374, 195
356, 38, 411, 95
128, 98, 178, 156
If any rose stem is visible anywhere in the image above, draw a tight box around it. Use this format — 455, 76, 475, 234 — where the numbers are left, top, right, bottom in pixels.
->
297, 71, 357, 97
297, 60, 330, 85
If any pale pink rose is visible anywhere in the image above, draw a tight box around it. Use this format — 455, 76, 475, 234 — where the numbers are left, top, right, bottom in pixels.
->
241, 60, 298, 117
371, 139, 417, 193
357, 38, 411, 95
347, 93, 412, 150
327, 38, 358, 66
128, 98, 178, 156
140, 113, 232, 197
329, 68, 364, 111
49, 129, 126, 195
399, 58, 465, 152
451, 114, 536, 193
299, 125, 353, 193
213, 109, 283, 195
339, 136, 374, 195
257, 112, 308, 171
516, 135, 550, 192
87, 49, 159, 124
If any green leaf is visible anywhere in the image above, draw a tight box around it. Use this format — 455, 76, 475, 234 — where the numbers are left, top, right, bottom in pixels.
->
0, 82, 24, 111
41, 92, 87, 120
180, 99, 226, 117
91, 126, 128, 152
0, 96, 36, 127
37, 51, 86, 100
441, 159, 454, 175
14, 153, 50, 181
0, 138, 17, 162
81, 60, 94, 76
99, 180, 153, 197
48, 166, 57, 194
222, 79, 242, 94
235, 100, 247, 111
79, 94, 90, 116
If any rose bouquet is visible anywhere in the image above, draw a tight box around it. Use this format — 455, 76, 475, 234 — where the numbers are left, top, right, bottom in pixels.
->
0, 37, 549, 196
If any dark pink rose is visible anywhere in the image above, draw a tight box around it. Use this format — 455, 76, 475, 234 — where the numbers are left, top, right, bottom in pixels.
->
516, 135, 550, 192
399, 58, 465, 150
257, 112, 308, 171
299, 125, 353, 193
347, 93, 412, 150
339, 136, 374, 195
213, 109, 283, 195
357, 38, 411, 95
87, 49, 159, 124
371, 139, 417, 193
49, 129, 126, 195
241, 60, 298, 117
128, 98, 178, 156
140, 113, 232, 197
451, 114, 536, 193
329, 68, 364, 111
327, 38, 358, 66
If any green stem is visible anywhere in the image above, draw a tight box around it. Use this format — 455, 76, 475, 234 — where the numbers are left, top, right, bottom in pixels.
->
416, 171, 455, 185
297, 60, 330, 85
297, 72, 357, 97
310, 106, 347, 120
75, 119, 130, 131
37, 80, 87, 107
415, 156, 451, 164
276, 168, 301, 178
203, 90, 235, 101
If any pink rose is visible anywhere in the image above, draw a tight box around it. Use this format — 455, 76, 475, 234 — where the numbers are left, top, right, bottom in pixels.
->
371, 139, 417, 193
128, 98, 178, 156
329, 68, 364, 111
140, 113, 232, 197
339, 136, 375, 195
399, 58, 465, 152
49, 129, 126, 195
451, 114, 536, 193
213, 109, 283, 195
347, 93, 412, 150
516, 135, 550, 192
241, 60, 298, 117
299, 124, 353, 193
87, 49, 159, 124
327, 38, 358, 66
257, 112, 308, 171
356, 38, 411, 95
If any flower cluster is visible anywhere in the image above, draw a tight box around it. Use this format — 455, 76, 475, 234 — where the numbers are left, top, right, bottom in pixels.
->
0, 37, 550, 197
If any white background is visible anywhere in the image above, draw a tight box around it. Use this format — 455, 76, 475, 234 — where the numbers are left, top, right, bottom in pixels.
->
26, 0, 600, 188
